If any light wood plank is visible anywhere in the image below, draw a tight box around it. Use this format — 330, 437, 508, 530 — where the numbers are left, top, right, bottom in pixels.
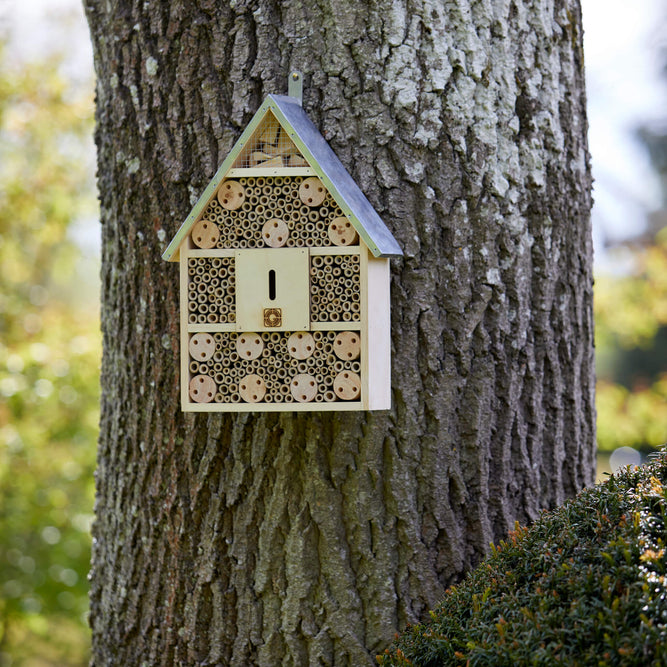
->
179, 238, 193, 410
235, 248, 310, 331
310, 322, 361, 331
188, 248, 236, 258
360, 245, 369, 409
187, 323, 236, 333
182, 401, 364, 413
366, 255, 391, 410
227, 167, 315, 177
309, 247, 361, 257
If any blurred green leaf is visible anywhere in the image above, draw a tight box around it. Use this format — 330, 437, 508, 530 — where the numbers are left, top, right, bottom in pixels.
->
0, 40, 98, 667
595, 232, 667, 453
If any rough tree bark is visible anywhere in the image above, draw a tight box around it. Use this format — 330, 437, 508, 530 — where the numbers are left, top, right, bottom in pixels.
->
84, 0, 595, 664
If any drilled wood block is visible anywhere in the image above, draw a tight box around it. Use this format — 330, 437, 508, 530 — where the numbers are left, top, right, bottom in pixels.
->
236, 332, 264, 360
189, 374, 217, 403
239, 374, 266, 403
258, 156, 285, 168
189, 333, 216, 361
191, 219, 220, 249
333, 331, 360, 361
262, 218, 289, 248
328, 217, 358, 246
250, 151, 274, 166
259, 122, 280, 146
287, 332, 315, 359
287, 154, 309, 167
218, 180, 245, 210
333, 370, 361, 401
299, 177, 327, 207
290, 373, 317, 402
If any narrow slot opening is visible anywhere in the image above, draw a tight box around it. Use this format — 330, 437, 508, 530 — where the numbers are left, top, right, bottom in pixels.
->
268, 269, 276, 301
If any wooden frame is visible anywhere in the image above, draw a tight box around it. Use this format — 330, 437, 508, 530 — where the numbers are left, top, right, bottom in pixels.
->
179, 237, 372, 412
167, 88, 401, 413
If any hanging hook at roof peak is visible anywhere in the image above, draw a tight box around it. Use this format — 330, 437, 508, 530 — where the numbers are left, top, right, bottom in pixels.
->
288, 71, 303, 106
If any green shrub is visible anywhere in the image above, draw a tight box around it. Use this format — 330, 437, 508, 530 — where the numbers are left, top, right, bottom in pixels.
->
379, 454, 667, 666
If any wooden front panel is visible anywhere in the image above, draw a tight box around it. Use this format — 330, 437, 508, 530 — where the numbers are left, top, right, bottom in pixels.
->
235, 248, 310, 332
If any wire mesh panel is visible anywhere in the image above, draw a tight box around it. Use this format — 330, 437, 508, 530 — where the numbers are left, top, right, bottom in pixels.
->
233, 111, 309, 169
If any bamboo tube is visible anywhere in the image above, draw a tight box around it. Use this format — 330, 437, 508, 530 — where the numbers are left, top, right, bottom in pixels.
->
322, 389, 335, 402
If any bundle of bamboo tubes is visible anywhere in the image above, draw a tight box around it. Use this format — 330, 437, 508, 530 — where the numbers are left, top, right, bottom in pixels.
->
309, 254, 361, 323
187, 330, 362, 404
191, 177, 360, 250
187, 257, 236, 324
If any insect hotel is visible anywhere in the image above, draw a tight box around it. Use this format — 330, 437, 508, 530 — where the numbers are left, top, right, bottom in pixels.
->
162, 74, 402, 411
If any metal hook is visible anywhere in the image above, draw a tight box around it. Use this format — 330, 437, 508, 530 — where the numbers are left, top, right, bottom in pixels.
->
288, 71, 303, 105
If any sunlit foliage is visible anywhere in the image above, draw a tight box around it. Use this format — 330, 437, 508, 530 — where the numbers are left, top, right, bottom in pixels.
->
0, 41, 99, 667
595, 230, 667, 453
380, 452, 667, 665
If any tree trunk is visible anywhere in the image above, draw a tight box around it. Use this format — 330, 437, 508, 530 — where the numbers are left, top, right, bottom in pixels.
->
84, 0, 595, 664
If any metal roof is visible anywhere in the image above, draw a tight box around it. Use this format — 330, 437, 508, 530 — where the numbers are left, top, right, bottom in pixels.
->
162, 94, 403, 261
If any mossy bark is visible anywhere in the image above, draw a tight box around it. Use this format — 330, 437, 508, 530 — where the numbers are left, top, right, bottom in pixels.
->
84, 0, 594, 664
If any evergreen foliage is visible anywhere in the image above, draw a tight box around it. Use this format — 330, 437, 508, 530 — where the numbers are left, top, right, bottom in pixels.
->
379, 454, 667, 666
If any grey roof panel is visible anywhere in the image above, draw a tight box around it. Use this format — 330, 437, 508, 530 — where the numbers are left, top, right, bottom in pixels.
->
269, 95, 402, 258
163, 94, 403, 261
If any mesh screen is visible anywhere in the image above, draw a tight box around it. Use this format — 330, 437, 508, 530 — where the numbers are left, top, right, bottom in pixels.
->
233, 111, 309, 169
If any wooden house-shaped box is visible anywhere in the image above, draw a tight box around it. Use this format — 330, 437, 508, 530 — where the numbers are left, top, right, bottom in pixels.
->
162, 84, 402, 411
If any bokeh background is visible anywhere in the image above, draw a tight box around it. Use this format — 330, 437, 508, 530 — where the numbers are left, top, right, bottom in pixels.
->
0, 0, 665, 664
